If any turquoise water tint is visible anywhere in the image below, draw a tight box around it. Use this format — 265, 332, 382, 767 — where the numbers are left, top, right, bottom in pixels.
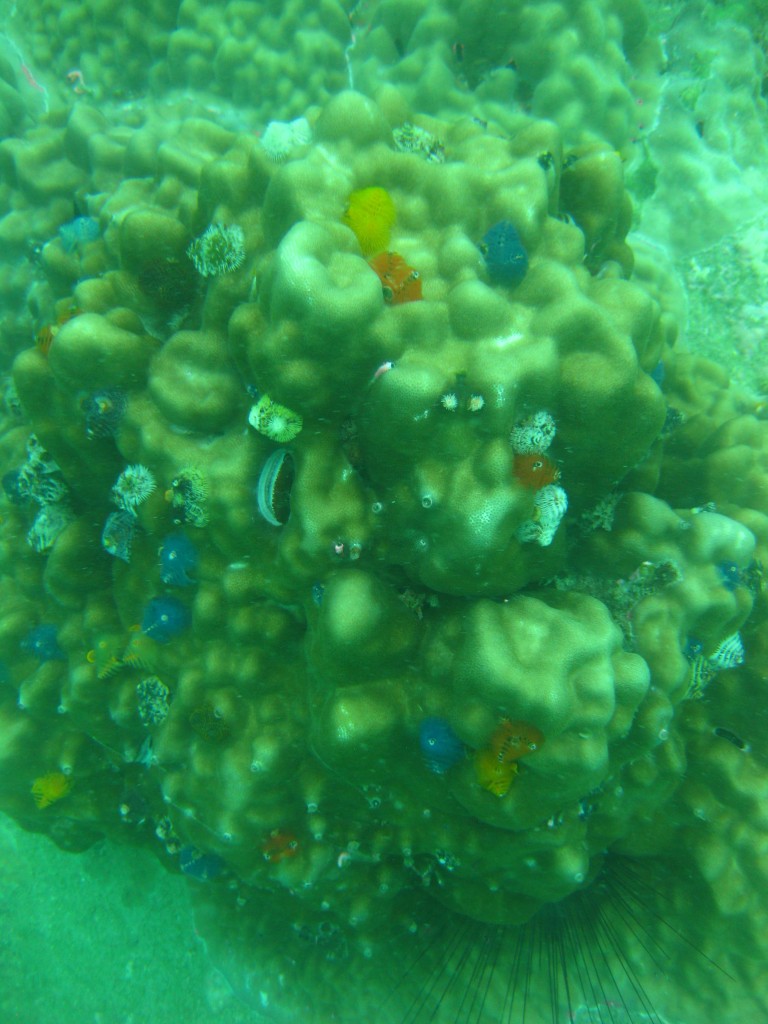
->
0, 2, 767, 1023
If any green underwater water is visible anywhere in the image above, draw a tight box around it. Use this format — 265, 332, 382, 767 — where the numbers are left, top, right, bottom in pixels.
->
0, 1, 767, 1022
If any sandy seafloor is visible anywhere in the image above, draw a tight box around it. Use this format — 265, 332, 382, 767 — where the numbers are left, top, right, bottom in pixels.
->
0, 811, 270, 1024
1, 2, 768, 1023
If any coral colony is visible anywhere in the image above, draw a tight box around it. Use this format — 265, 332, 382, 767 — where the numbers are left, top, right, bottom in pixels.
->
0, 3, 767, 1024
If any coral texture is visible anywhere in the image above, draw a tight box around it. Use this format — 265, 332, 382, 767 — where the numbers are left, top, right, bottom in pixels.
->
0, 2, 767, 1022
